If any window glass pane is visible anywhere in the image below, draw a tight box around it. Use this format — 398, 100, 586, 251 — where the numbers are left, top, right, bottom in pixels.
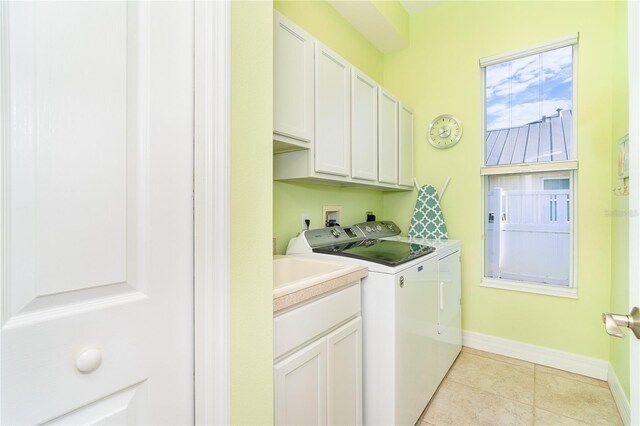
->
485, 46, 573, 165
484, 171, 571, 286
543, 178, 570, 190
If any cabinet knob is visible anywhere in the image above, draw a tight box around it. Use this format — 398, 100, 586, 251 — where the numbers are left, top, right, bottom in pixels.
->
76, 348, 102, 374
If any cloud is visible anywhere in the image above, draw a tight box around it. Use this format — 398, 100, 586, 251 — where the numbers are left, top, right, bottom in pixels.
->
486, 46, 572, 99
485, 46, 573, 130
487, 98, 572, 130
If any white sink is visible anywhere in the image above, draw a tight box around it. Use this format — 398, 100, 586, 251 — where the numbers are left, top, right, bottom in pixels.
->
273, 256, 357, 296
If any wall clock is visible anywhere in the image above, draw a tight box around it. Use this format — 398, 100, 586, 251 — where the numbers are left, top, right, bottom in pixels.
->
427, 114, 462, 149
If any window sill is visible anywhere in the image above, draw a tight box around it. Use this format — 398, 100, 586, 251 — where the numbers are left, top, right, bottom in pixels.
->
480, 278, 578, 299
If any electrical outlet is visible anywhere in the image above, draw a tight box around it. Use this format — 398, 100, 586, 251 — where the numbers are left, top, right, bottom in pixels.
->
302, 213, 310, 230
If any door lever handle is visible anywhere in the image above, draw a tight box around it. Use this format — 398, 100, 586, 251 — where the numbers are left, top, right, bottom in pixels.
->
602, 307, 640, 339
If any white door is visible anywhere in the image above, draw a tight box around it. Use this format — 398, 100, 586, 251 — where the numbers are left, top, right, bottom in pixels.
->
398, 104, 414, 188
315, 43, 351, 177
275, 338, 327, 426
378, 89, 399, 185
1, 2, 194, 424
628, 2, 640, 424
273, 10, 314, 146
327, 317, 362, 426
351, 70, 378, 182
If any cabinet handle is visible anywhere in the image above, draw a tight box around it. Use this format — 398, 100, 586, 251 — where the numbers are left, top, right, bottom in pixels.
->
439, 282, 444, 310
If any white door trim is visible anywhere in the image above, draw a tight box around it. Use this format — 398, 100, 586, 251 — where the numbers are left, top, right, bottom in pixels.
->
628, 1, 639, 425
194, 1, 231, 424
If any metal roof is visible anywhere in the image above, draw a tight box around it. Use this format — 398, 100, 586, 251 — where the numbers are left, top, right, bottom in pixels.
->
485, 109, 572, 166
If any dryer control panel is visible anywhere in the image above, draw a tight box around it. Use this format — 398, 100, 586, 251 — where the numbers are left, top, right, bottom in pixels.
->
300, 221, 401, 249
353, 221, 400, 239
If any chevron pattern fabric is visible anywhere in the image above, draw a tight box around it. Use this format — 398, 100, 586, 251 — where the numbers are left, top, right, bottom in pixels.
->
408, 184, 448, 240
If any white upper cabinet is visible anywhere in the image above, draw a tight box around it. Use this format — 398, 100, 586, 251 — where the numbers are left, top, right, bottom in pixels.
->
315, 44, 351, 177
351, 70, 378, 182
272, 12, 413, 191
273, 11, 314, 149
378, 89, 399, 185
399, 104, 414, 187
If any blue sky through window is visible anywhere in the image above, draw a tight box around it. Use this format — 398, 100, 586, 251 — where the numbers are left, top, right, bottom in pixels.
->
485, 46, 573, 131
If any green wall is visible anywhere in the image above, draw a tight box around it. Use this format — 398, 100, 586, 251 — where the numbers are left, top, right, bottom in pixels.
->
231, 1, 273, 423
383, 1, 618, 360
273, 1, 387, 254
274, 183, 385, 254
610, 0, 630, 399
273, 0, 384, 83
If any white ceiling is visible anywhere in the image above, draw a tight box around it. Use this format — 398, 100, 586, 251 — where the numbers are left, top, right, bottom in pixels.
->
399, 0, 442, 15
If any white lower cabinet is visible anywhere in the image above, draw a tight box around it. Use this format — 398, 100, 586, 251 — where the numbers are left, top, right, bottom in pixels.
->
327, 318, 362, 426
274, 284, 362, 426
275, 338, 327, 426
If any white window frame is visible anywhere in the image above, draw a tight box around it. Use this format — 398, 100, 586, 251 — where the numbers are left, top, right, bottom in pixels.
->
479, 34, 579, 299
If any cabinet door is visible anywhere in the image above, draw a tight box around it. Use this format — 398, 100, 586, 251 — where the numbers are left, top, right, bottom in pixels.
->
327, 317, 363, 426
273, 11, 314, 145
378, 89, 399, 184
315, 44, 351, 177
399, 104, 414, 187
275, 339, 327, 426
351, 70, 378, 181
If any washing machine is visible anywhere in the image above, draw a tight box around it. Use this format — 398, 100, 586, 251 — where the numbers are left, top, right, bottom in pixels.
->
286, 221, 462, 426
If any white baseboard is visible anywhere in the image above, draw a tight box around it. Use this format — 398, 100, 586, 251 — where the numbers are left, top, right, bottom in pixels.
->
608, 363, 631, 426
462, 330, 609, 380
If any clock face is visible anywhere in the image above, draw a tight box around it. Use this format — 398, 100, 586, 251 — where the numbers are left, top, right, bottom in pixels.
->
428, 114, 462, 149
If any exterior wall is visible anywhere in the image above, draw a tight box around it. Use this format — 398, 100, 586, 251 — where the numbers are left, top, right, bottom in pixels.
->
272, 1, 386, 254
383, 1, 618, 360
231, 1, 274, 423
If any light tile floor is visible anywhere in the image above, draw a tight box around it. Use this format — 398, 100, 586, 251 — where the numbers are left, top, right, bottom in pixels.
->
418, 347, 623, 426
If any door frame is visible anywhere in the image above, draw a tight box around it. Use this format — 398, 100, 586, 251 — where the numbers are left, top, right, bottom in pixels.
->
194, 1, 231, 424
628, 1, 639, 424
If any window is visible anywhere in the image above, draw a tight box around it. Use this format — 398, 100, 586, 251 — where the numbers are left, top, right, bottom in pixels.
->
480, 36, 578, 297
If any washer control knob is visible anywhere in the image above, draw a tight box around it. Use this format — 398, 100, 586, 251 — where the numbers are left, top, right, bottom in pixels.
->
387, 224, 394, 231
376, 225, 382, 232
331, 228, 341, 237
365, 226, 372, 233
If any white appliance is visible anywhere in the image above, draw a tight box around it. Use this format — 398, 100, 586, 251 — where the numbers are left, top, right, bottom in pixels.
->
287, 222, 462, 426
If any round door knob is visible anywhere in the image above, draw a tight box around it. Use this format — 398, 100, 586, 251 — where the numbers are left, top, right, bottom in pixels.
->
76, 348, 102, 374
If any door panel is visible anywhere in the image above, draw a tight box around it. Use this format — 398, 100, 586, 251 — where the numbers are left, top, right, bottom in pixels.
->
275, 338, 327, 426
327, 317, 362, 426
7, 0, 131, 319
399, 104, 414, 187
1, 2, 194, 424
273, 11, 314, 144
315, 44, 350, 177
351, 70, 377, 182
378, 89, 399, 185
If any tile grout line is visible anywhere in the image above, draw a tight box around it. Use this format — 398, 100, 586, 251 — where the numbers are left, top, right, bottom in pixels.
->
534, 362, 621, 425
462, 348, 535, 371
444, 375, 534, 408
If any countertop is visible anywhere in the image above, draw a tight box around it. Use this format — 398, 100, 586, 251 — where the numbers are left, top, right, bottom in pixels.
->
273, 256, 368, 313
